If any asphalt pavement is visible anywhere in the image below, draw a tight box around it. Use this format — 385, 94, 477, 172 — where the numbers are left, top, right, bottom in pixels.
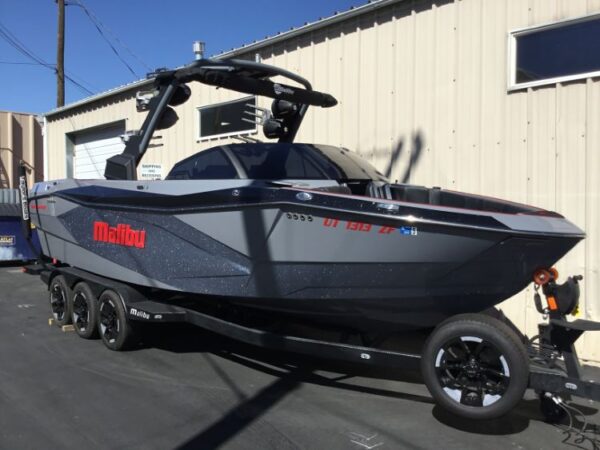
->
0, 265, 599, 450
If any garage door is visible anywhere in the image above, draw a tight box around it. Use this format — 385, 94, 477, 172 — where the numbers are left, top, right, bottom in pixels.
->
73, 124, 125, 179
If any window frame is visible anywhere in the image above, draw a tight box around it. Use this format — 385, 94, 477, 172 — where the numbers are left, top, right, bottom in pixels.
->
196, 96, 257, 141
507, 12, 600, 91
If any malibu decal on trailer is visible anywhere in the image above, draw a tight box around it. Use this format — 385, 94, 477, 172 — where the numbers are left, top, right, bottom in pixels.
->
93, 221, 146, 248
0, 235, 15, 246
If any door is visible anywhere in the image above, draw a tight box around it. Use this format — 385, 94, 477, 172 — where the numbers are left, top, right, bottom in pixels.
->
73, 123, 125, 179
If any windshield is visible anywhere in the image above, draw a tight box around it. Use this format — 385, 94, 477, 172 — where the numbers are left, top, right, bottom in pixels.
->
166, 143, 388, 182
227, 143, 387, 181
228, 144, 327, 179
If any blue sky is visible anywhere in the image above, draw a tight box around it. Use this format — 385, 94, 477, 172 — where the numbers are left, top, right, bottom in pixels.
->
0, 0, 365, 114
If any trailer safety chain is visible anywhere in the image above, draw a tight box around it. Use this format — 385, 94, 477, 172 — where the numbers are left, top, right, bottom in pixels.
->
552, 397, 599, 450
533, 283, 550, 319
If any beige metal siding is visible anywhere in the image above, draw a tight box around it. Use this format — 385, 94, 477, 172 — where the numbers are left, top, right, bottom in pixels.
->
45, 0, 600, 361
0, 111, 43, 189
46, 83, 254, 180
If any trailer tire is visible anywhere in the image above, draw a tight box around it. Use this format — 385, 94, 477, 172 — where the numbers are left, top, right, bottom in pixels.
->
97, 289, 135, 351
71, 282, 99, 339
49, 275, 72, 327
421, 313, 529, 420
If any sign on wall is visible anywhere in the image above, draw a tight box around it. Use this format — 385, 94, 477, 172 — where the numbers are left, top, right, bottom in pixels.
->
139, 163, 163, 180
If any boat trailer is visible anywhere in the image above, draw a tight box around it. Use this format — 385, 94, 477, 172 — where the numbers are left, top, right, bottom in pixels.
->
23, 261, 600, 423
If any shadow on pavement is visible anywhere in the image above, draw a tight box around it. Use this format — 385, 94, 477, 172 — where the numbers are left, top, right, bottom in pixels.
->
176, 370, 302, 449
137, 323, 538, 444
130, 320, 600, 446
139, 322, 427, 386
432, 403, 531, 435
150, 323, 434, 450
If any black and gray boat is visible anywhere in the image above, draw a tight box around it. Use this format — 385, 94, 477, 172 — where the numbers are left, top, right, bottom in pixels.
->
29, 58, 583, 331
26, 58, 600, 422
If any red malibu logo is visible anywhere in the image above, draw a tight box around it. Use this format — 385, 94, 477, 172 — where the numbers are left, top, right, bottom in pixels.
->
93, 221, 146, 248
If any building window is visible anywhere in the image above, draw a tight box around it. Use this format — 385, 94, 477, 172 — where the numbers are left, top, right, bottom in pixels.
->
508, 13, 600, 90
197, 96, 256, 140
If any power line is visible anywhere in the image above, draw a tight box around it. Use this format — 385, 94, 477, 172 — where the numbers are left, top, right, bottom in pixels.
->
68, 0, 151, 72
64, 71, 97, 93
0, 61, 48, 65
0, 28, 93, 95
0, 24, 50, 67
0, 21, 95, 96
65, 74, 94, 96
71, 0, 140, 78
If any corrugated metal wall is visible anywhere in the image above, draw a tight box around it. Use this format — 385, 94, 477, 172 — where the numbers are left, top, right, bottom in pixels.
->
45, 0, 600, 362
0, 111, 43, 189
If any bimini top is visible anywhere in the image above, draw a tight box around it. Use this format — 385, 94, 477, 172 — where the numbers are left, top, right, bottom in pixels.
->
104, 59, 338, 181
166, 143, 387, 182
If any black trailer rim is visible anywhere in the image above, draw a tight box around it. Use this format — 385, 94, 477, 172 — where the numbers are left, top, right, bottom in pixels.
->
50, 283, 66, 321
72, 291, 89, 331
435, 336, 510, 407
99, 299, 119, 343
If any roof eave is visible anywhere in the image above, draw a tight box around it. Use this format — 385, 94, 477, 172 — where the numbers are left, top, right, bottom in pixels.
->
43, 0, 404, 117
44, 78, 154, 118
214, 0, 402, 59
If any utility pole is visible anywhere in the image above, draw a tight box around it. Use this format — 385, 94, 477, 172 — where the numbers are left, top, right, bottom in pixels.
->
56, 0, 65, 107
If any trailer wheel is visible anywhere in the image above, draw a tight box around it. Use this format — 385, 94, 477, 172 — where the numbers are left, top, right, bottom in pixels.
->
421, 313, 529, 420
71, 282, 99, 339
49, 275, 72, 327
97, 290, 135, 351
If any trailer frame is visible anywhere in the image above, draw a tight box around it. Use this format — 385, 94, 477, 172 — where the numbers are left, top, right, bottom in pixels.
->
25, 263, 600, 411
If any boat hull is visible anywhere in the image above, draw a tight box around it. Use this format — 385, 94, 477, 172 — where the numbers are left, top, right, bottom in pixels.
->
30, 179, 583, 329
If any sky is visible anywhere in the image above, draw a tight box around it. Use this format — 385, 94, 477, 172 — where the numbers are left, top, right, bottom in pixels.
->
0, 0, 366, 114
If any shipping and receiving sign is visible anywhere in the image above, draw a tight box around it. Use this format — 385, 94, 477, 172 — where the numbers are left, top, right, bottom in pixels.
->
139, 163, 163, 180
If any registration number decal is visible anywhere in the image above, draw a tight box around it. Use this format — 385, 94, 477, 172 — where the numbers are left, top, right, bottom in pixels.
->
322, 218, 417, 236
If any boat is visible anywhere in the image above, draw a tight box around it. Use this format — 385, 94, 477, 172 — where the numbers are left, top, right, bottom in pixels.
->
28, 58, 584, 331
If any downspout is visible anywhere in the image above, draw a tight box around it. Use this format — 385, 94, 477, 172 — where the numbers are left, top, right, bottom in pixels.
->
42, 116, 48, 181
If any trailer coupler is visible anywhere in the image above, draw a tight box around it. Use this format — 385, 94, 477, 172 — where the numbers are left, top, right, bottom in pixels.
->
529, 271, 600, 404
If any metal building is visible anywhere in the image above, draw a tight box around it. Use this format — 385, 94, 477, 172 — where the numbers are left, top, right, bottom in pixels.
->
42, 0, 600, 362
0, 110, 43, 188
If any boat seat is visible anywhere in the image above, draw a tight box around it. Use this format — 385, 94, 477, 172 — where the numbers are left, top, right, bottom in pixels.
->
315, 185, 353, 195
389, 185, 429, 204
366, 182, 442, 206
365, 181, 547, 214
429, 187, 442, 205
402, 187, 429, 204
366, 181, 393, 199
